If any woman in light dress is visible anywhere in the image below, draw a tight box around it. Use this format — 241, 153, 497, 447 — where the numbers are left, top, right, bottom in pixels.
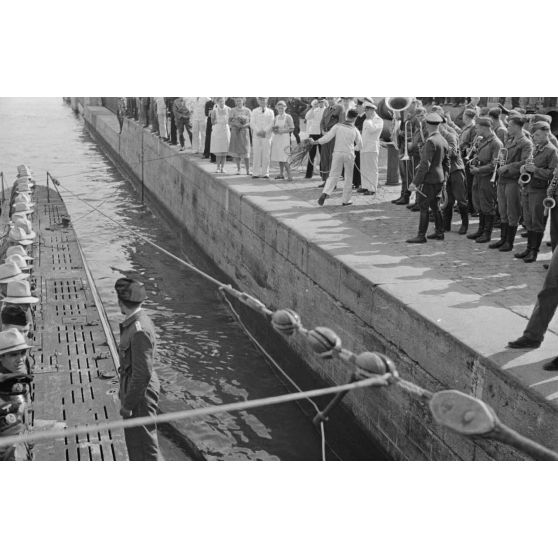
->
270, 100, 294, 181
228, 97, 251, 175
210, 97, 231, 173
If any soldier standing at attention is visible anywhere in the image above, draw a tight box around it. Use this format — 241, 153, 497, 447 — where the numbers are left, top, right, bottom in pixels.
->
466, 117, 503, 244
406, 112, 450, 243
489, 115, 533, 253
115, 278, 162, 461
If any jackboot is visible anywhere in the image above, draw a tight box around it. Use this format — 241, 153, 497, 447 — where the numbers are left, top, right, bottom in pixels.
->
457, 207, 469, 235
499, 225, 517, 252
407, 210, 429, 243
523, 232, 544, 263
467, 214, 485, 239
489, 223, 508, 249
427, 211, 445, 240
475, 214, 494, 243
394, 195, 410, 205
443, 206, 452, 232
515, 231, 533, 259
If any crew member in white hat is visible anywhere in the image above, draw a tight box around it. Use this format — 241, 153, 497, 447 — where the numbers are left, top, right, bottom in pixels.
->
5, 254, 32, 273
5, 246, 33, 262
0, 262, 28, 298
1, 281, 38, 332
0, 328, 33, 461
8, 225, 35, 246
358, 99, 384, 195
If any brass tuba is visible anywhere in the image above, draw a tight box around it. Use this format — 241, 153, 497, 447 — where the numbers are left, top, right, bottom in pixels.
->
385, 97, 414, 149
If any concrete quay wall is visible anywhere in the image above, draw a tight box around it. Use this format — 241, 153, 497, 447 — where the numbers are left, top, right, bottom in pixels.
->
82, 104, 558, 460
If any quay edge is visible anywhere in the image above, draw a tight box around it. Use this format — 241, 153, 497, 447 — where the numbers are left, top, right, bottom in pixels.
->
76, 100, 558, 460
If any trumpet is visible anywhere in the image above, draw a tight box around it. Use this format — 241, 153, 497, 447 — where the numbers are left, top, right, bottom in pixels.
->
519, 154, 535, 185
543, 169, 558, 216
490, 147, 508, 184
463, 136, 482, 166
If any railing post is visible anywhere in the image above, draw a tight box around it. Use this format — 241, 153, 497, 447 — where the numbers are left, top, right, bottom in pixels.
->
46, 172, 50, 203
1, 172, 4, 204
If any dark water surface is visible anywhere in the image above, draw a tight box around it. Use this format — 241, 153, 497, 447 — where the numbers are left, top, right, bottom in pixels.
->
0, 97, 331, 460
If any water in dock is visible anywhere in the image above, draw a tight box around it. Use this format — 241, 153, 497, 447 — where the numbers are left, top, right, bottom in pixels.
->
0, 97, 370, 460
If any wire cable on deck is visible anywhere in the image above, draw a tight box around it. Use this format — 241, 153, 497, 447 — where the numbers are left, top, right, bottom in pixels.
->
41, 173, 558, 461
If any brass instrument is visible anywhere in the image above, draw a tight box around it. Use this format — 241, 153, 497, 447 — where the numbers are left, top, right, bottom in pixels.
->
519, 154, 535, 185
490, 147, 508, 184
401, 120, 414, 161
385, 97, 414, 148
438, 184, 448, 211
464, 136, 482, 166
543, 169, 558, 217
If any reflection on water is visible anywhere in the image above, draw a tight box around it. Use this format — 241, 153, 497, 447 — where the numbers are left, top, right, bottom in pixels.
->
0, 97, 323, 460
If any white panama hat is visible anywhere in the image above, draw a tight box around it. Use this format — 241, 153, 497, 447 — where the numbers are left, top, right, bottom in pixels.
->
2, 280, 39, 304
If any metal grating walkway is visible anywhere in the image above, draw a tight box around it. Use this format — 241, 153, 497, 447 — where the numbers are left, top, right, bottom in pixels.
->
1, 184, 128, 460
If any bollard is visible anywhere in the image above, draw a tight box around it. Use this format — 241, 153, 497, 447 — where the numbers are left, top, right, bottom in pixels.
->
385, 144, 401, 186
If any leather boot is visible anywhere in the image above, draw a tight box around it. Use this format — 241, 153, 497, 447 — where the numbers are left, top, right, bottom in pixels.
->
476, 215, 494, 243
499, 225, 517, 252
443, 206, 452, 232
427, 211, 445, 240
394, 196, 410, 205
407, 210, 429, 243
467, 214, 485, 239
489, 223, 508, 249
515, 231, 533, 259
524, 232, 544, 263
458, 207, 469, 235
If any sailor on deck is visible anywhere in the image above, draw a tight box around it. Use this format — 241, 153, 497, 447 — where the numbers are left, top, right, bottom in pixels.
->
115, 278, 162, 461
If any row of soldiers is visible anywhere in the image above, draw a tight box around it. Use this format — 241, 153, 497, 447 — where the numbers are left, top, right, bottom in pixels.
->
0, 166, 40, 460
392, 100, 558, 261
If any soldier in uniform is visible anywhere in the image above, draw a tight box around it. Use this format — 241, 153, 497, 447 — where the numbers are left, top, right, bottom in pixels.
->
460, 108, 478, 215
466, 117, 503, 243
115, 278, 162, 461
488, 107, 508, 144
514, 122, 558, 263
439, 118, 469, 234
0, 329, 33, 461
406, 112, 449, 243
490, 116, 533, 253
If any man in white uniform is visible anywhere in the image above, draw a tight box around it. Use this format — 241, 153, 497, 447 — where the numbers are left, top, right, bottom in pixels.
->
313, 109, 363, 206
191, 97, 210, 154
358, 100, 384, 194
250, 98, 275, 178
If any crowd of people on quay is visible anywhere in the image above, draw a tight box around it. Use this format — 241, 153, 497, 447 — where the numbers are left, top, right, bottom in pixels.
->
117, 96, 558, 264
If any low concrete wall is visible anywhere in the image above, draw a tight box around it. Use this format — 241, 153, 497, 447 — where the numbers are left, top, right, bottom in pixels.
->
82, 104, 558, 460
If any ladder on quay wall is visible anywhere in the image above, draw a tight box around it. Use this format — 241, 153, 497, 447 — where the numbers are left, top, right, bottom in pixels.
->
0, 183, 128, 461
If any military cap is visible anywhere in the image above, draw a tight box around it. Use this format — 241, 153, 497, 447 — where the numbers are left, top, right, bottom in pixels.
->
488, 107, 502, 118
532, 114, 552, 124
531, 121, 551, 132
425, 112, 444, 124
430, 105, 444, 114
508, 115, 526, 127
477, 116, 492, 128
463, 108, 477, 119
115, 278, 146, 303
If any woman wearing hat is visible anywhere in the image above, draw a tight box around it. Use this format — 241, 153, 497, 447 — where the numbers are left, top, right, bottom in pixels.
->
0, 329, 33, 460
270, 101, 295, 181
210, 97, 231, 173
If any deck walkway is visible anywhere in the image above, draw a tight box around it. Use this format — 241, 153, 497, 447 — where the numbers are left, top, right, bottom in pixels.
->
1, 184, 128, 461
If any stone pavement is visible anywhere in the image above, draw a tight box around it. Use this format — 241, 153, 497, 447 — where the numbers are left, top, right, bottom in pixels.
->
187, 145, 558, 407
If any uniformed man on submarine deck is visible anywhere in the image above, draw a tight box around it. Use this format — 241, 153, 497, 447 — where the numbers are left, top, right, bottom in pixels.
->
115, 278, 162, 461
